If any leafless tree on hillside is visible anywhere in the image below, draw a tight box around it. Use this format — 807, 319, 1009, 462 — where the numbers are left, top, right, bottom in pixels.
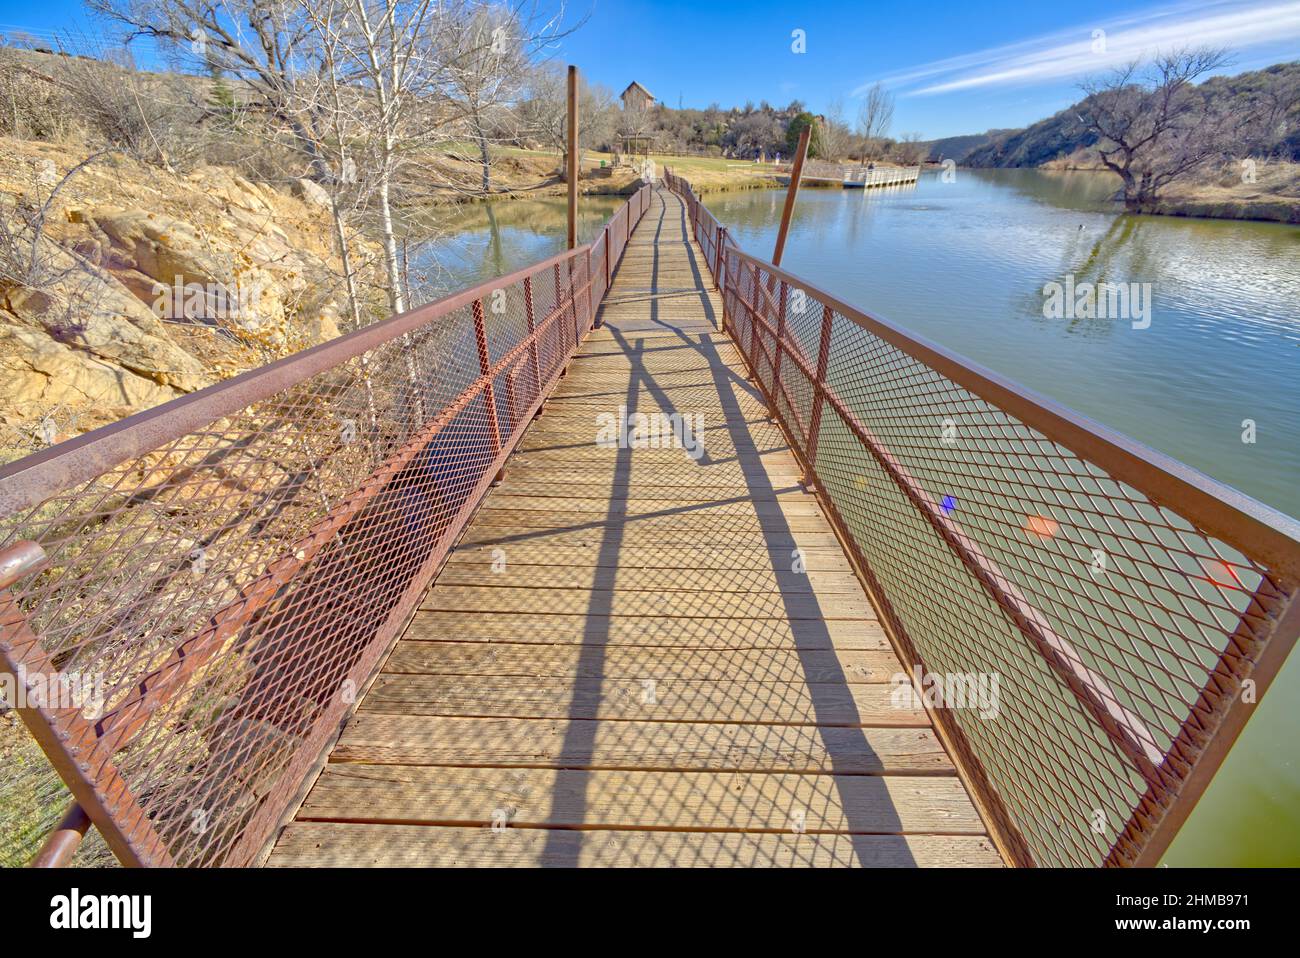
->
90, 0, 335, 174
820, 97, 853, 161
1079, 48, 1272, 211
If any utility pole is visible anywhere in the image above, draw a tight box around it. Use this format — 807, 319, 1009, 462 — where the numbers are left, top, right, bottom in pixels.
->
772, 122, 812, 267
567, 65, 579, 249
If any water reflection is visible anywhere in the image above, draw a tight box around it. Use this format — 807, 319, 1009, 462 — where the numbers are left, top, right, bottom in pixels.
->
409, 195, 626, 300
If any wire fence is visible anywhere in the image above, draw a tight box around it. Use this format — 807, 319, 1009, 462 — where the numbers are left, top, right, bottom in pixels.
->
663, 167, 1300, 867
0, 185, 652, 867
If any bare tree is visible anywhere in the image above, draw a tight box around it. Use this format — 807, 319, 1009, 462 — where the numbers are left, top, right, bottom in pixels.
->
296, 0, 379, 330
820, 97, 852, 161
519, 63, 614, 170
855, 81, 894, 160
1079, 48, 1267, 211
441, 5, 527, 193
0, 153, 105, 291
335, 0, 457, 314
86, 0, 579, 316
90, 0, 334, 175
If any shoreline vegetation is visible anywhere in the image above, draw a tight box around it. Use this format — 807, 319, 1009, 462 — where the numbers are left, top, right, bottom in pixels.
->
445, 148, 1299, 224
1038, 157, 1299, 224
644, 151, 1299, 223
928, 58, 1299, 223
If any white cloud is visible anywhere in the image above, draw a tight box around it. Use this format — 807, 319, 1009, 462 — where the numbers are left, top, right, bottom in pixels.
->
852, 0, 1300, 97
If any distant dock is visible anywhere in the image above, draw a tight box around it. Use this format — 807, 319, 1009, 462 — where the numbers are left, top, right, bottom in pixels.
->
775, 162, 921, 190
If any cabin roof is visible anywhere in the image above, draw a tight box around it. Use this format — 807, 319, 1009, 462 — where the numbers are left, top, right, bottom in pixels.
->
620, 81, 655, 103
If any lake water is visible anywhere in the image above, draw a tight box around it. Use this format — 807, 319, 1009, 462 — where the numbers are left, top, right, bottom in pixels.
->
711, 170, 1300, 867
420, 172, 1300, 865
412, 195, 625, 300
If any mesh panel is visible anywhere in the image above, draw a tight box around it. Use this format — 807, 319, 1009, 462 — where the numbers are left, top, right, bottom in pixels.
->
663, 169, 1300, 868
0, 188, 652, 867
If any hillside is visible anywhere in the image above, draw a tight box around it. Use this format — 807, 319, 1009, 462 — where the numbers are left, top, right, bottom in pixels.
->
962, 62, 1300, 168
0, 137, 372, 451
922, 131, 1005, 164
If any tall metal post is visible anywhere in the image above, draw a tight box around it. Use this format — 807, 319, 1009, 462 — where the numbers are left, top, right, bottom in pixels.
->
772, 123, 812, 267
566, 65, 579, 250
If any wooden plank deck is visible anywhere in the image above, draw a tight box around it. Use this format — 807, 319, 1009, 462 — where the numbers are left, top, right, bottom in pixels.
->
266, 188, 1000, 868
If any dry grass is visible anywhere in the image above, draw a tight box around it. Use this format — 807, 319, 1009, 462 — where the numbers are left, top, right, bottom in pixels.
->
1157, 159, 1300, 223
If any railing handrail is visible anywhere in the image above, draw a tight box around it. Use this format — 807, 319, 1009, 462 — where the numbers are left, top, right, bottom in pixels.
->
723, 245, 1300, 579
0, 244, 594, 518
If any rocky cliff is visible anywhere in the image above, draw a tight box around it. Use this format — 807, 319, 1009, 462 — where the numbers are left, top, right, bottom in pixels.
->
1, 138, 369, 457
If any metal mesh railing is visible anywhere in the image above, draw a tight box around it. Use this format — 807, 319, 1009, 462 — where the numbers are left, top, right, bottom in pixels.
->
663, 169, 1300, 867
0, 186, 652, 867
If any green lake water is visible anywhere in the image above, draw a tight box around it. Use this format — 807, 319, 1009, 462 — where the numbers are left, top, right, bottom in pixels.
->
413, 195, 625, 299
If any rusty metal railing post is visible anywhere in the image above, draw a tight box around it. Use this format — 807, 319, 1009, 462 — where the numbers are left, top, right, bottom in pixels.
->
0, 541, 175, 867
803, 304, 835, 474
472, 299, 504, 470
586, 244, 598, 330
552, 263, 568, 362
566, 65, 579, 250
718, 235, 730, 331
603, 224, 612, 296
1108, 582, 1300, 866
771, 281, 789, 417
746, 260, 769, 380
523, 276, 543, 404
773, 124, 812, 268
570, 258, 583, 346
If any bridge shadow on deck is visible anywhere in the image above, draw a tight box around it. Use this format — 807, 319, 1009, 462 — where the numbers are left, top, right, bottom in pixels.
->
540, 190, 911, 867
505, 190, 914, 866
267, 189, 997, 868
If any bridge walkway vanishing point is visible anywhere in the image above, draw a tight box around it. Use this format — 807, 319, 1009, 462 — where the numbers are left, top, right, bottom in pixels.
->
265, 188, 1001, 867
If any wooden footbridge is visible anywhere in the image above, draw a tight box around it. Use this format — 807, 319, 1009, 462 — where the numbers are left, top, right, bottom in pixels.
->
778, 161, 921, 189
267, 188, 996, 867
2, 175, 1299, 869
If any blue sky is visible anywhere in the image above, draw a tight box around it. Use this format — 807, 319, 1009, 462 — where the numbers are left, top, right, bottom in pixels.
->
3, 0, 1298, 138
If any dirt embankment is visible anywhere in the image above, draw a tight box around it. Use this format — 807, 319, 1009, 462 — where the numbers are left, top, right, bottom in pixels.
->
422, 147, 652, 200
